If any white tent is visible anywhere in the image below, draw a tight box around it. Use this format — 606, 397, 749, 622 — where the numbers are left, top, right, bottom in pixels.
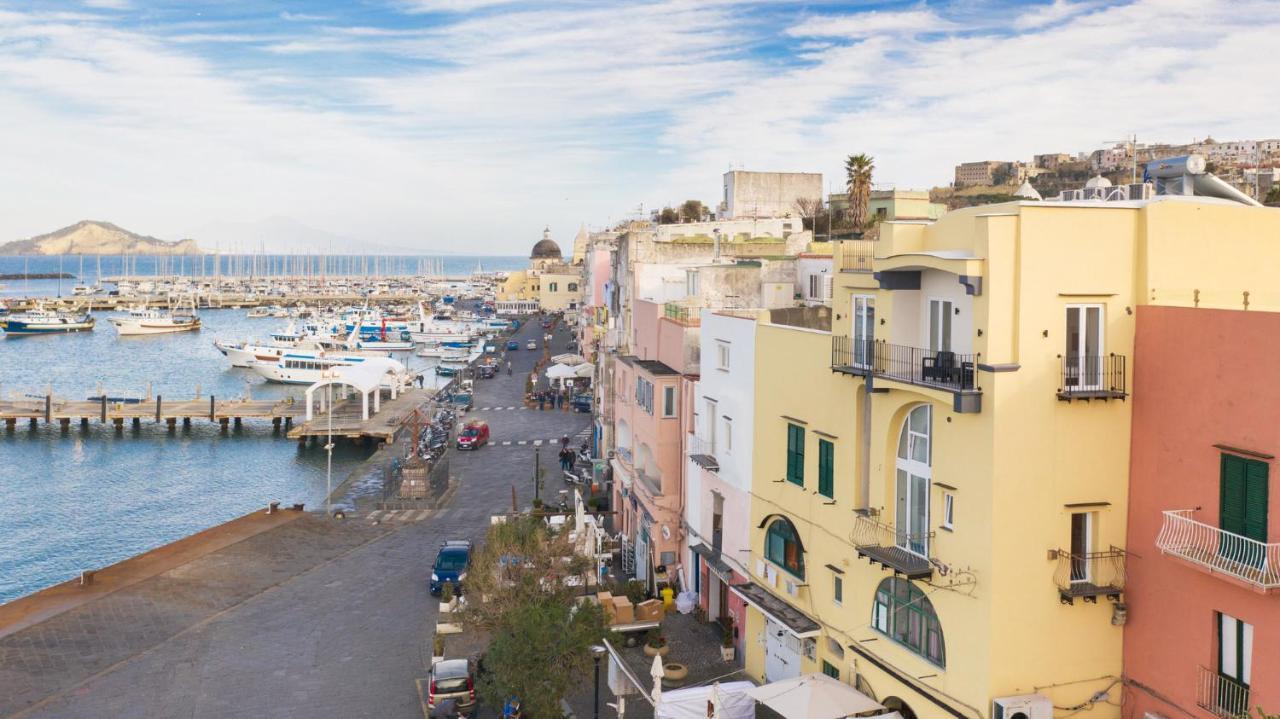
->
304, 357, 408, 422
574, 363, 594, 378
655, 681, 755, 719
551, 353, 586, 366
745, 673, 884, 719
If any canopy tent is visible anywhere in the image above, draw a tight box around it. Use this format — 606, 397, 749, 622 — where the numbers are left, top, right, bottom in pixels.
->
655, 681, 756, 719
574, 363, 595, 378
745, 673, 885, 719
546, 363, 578, 381
304, 357, 408, 422
551, 353, 586, 366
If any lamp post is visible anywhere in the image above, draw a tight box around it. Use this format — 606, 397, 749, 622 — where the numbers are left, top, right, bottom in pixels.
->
534, 446, 541, 503
590, 644, 607, 719
325, 381, 334, 516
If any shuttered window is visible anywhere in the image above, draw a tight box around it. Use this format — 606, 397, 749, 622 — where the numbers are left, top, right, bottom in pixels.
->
1220, 454, 1269, 567
818, 439, 835, 498
786, 424, 805, 486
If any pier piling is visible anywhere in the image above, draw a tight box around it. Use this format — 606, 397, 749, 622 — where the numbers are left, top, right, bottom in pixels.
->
113, 418, 124, 434
5, 418, 15, 432
166, 417, 177, 433
80, 417, 89, 430
132, 417, 141, 430
183, 417, 191, 430
59, 418, 70, 434
100, 396, 107, 423
155, 396, 162, 423
219, 418, 229, 433
45, 394, 51, 423
29, 418, 37, 430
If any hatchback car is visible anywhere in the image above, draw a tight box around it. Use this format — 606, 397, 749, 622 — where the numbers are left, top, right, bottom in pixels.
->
430, 540, 473, 595
506, 340, 519, 351
526, 340, 537, 350
426, 658, 476, 716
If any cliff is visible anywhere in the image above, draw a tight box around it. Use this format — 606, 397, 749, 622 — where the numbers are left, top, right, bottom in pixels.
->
0, 221, 203, 255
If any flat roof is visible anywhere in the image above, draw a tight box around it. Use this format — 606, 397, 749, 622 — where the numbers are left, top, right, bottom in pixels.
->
619, 356, 679, 376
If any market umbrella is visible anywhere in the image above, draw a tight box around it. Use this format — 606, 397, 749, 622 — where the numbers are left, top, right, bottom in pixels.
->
745, 673, 883, 719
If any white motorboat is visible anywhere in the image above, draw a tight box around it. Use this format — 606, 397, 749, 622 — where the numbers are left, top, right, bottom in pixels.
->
250, 350, 407, 385
109, 299, 200, 336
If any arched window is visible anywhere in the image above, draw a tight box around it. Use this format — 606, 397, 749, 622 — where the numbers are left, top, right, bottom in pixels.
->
764, 517, 804, 579
894, 404, 931, 557
871, 577, 945, 667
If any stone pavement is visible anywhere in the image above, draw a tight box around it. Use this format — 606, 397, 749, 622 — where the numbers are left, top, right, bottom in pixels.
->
0, 312, 592, 719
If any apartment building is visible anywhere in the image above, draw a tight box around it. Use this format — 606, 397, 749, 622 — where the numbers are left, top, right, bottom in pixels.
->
721, 170, 823, 220
829, 189, 948, 223
731, 187, 1279, 719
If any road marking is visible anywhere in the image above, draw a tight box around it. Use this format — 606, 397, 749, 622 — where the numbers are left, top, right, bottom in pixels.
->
480, 407, 491, 411
502, 441, 512, 446
415, 509, 432, 521
517, 440, 527, 445
510, 406, 520, 410
534, 440, 544, 446
367, 510, 385, 522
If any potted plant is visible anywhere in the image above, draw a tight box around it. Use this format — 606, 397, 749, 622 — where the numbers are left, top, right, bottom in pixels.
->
720, 619, 736, 661
431, 635, 445, 666
439, 582, 456, 613
643, 628, 669, 658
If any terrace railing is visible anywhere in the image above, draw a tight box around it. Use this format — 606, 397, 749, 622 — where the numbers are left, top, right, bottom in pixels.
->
1156, 509, 1280, 591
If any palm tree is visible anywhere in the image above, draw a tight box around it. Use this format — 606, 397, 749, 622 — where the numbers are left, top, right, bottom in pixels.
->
844, 153, 875, 232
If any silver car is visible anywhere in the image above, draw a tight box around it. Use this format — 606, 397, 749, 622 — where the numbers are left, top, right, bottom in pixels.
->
427, 658, 476, 716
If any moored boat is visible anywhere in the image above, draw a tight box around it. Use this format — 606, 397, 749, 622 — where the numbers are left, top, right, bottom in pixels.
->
0, 305, 95, 335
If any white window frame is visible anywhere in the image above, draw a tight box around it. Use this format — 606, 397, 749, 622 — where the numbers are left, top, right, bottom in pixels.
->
833, 574, 843, 606
1065, 304, 1105, 391
722, 416, 732, 454
852, 295, 875, 368
662, 385, 676, 418
706, 399, 718, 454
895, 404, 931, 558
686, 270, 701, 297
1219, 613, 1254, 685
942, 493, 954, 530
928, 298, 953, 353
716, 341, 730, 371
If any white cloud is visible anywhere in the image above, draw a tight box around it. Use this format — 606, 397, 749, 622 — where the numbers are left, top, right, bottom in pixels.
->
787, 8, 960, 39
82, 0, 130, 9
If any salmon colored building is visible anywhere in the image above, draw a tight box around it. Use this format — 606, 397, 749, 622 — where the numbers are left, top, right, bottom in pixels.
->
1126, 305, 1280, 718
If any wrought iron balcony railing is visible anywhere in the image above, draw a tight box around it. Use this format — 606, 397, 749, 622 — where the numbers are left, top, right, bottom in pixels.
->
1057, 354, 1127, 400
1197, 665, 1251, 719
1156, 509, 1280, 591
1051, 547, 1125, 604
832, 338, 980, 394
835, 239, 876, 273
851, 514, 934, 580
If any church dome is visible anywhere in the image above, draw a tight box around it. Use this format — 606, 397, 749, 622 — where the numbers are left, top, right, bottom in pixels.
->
530, 227, 562, 260
1084, 175, 1113, 188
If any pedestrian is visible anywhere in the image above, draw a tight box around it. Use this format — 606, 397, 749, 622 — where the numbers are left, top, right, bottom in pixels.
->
538, 392, 546, 411
561, 433, 570, 449
559, 448, 572, 472
506, 360, 512, 376
554, 392, 563, 409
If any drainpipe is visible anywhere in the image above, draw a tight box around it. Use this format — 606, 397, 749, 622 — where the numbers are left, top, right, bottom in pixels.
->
859, 375, 872, 512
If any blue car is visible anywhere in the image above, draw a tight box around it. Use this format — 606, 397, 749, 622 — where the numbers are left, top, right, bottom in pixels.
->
506, 340, 520, 351
430, 540, 473, 595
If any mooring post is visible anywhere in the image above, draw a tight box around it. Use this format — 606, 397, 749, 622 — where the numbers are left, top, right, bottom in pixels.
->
156, 395, 162, 423
59, 417, 70, 434
45, 394, 51, 424
101, 395, 107, 423
131, 417, 140, 430
210, 395, 215, 421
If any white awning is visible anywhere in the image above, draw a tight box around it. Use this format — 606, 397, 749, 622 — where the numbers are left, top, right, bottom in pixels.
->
551, 353, 586, 365
546, 363, 578, 380
745, 674, 886, 719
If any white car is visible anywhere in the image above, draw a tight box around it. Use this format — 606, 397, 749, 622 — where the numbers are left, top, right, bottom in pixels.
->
526, 340, 537, 350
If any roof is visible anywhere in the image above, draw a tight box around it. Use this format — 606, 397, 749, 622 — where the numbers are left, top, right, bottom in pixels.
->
730, 580, 821, 637
689, 453, 719, 471
531, 238, 562, 259
689, 543, 731, 577
619, 356, 679, 376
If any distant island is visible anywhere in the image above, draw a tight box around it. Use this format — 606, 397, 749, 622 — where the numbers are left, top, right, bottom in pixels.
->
0, 220, 203, 256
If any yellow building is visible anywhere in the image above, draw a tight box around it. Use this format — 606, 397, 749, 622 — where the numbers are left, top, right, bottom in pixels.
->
737, 195, 1280, 719
495, 228, 583, 313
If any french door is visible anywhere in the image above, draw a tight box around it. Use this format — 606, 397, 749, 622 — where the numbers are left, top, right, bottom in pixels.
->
852, 296, 875, 368
928, 299, 952, 353
1065, 305, 1103, 391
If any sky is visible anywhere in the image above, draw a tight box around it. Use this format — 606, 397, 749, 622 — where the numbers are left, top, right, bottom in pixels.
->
1, 0, 1278, 255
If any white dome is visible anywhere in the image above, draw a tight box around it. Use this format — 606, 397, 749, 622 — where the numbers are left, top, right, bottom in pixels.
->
1014, 181, 1042, 201
1084, 175, 1113, 188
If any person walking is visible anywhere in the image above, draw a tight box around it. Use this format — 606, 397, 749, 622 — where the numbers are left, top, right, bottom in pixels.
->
538, 392, 546, 410
506, 360, 512, 376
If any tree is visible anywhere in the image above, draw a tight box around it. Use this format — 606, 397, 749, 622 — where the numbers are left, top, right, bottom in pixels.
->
844, 153, 875, 231
460, 515, 611, 717
1265, 185, 1280, 206
793, 196, 826, 232
658, 207, 679, 224
679, 199, 707, 223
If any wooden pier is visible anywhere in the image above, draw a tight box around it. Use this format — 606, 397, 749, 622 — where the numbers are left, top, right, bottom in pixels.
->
0, 395, 305, 434
287, 388, 431, 443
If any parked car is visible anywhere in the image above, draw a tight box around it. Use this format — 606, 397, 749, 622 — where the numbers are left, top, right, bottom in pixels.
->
430, 540, 473, 595
571, 394, 593, 413
426, 658, 477, 716
526, 340, 537, 350
506, 340, 520, 351
451, 393, 473, 412
475, 364, 497, 379
484, 343, 497, 354
456, 421, 489, 450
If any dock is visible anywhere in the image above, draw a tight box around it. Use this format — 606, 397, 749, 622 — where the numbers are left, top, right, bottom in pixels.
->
287, 387, 432, 442
0, 395, 305, 433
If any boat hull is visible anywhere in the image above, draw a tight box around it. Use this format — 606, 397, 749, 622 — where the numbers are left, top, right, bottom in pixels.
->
110, 318, 201, 336
0, 317, 96, 335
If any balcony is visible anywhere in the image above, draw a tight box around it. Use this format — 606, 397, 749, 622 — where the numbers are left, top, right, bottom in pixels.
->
615, 446, 633, 466
1051, 547, 1125, 604
834, 239, 876, 273
662, 302, 700, 326
1156, 509, 1280, 592
686, 434, 720, 473
1197, 665, 1251, 719
851, 514, 934, 580
1057, 354, 1127, 401
832, 337, 982, 413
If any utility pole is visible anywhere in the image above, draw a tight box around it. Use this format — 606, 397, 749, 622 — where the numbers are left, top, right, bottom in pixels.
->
534, 446, 542, 503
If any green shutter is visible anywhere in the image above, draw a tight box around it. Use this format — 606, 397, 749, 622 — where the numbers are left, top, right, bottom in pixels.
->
1243, 459, 1269, 544
1221, 454, 1248, 537
787, 424, 805, 486
821, 660, 839, 679
818, 439, 834, 498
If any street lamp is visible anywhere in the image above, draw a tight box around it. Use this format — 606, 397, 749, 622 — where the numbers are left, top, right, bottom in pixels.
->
325, 380, 334, 516
590, 644, 608, 719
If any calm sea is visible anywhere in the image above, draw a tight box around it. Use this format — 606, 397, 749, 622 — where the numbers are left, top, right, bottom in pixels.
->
0, 254, 525, 604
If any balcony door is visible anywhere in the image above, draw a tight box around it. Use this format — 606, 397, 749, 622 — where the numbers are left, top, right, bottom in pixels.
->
1220, 454, 1268, 568
1065, 305, 1104, 391
852, 296, 875, 368
928, 299, 952, 354
895, 405, 931, 558
1217, 613, 1252, 716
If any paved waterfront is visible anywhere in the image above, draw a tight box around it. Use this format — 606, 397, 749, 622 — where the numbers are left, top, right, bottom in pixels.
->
0, 315, 591, 719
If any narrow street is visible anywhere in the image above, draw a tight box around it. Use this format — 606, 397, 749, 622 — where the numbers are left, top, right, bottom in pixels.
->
12, 314, 592, 719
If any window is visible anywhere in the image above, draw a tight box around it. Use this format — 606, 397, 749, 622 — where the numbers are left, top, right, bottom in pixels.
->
818, 439, 835, 499
722, 417, 732, 454
852, 296, 875, 368
928, 299, 953, 353
687, 270, 701, 297
706, 399, 718, 453
833, 575, 843, 605
568, 283, 578, 292
895, 405, 931, 557
765, 517, 804, 578
821, 661, 840, 680
871, 577, 945, 667
1218, 612, 1253, 705
809, 274, 821, 299
786, 424, 805, 486
1070, 511, 1094, 583
635, 377, 654, 414
716, 341, 730, 371
1220, 454, 1269, 568
549, 282, 559, 292
876, 206, 888, 219
662, 386, 676, 418
1065, 304, 1104, 390
942, 493, 955, 530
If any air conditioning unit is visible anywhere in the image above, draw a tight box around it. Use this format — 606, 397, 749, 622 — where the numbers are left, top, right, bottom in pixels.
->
1129, 182, 1154, 200
993, 694, 1052, 719
1081, 187, 1104, 200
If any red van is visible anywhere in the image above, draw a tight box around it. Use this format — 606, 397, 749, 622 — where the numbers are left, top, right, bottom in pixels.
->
456, 421, 489, 450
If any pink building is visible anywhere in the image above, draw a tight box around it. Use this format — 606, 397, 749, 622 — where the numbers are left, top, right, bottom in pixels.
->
1125, 306, 1279, 718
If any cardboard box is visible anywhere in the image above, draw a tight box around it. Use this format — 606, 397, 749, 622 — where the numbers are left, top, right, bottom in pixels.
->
611, 596, 635, 624
635, 599, 664, 622
596, 591, 613, 606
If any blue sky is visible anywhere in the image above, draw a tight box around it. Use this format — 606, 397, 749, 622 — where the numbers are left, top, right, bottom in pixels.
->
0, 0, 1277, 253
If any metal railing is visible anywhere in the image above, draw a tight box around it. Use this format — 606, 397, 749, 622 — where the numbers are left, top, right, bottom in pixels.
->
1156, 509, 1280, 590
663, 303, 700, 326
833, 338, 979, 392
1197, 665, 1251, 718
1052, 547, 1126, 601
615, 446, 633, 465
835, 239, 876, 273
1058, 354, 1127, 398
851, 514, 934, 557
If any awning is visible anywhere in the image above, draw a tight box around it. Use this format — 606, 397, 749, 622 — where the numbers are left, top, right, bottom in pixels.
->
546, 363, 577, 380
574, 363, 595, 378
690, 543, 733, 581
730, 580, 820, 638
689, 453, 719, 471
745, 674, 885, 719
552, 353, 586, 365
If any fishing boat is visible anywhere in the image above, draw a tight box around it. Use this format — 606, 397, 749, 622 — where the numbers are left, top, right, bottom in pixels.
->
250, 350, 407, 385
109, 299, 200, 336
0, 304, 96, 335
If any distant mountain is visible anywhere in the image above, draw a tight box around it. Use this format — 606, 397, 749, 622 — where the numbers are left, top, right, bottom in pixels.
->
0, 221, 202, 256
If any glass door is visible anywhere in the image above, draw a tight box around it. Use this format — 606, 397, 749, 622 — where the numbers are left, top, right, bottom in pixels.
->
1065, 305, 1103, 391
852, 296, 875, 368
928, 299, 952, 353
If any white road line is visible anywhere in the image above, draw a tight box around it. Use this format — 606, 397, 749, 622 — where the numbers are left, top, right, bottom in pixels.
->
508, 406, 517, 410
366, 510, 385, 522
518, 440, 527, 445
502, 441, 512, 446
480, 407, 491, 411
414, 509, 432, 521
533, 440, 543, 446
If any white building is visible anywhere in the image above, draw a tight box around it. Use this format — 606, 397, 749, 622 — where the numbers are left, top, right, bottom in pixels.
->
721, 171, 822, 220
